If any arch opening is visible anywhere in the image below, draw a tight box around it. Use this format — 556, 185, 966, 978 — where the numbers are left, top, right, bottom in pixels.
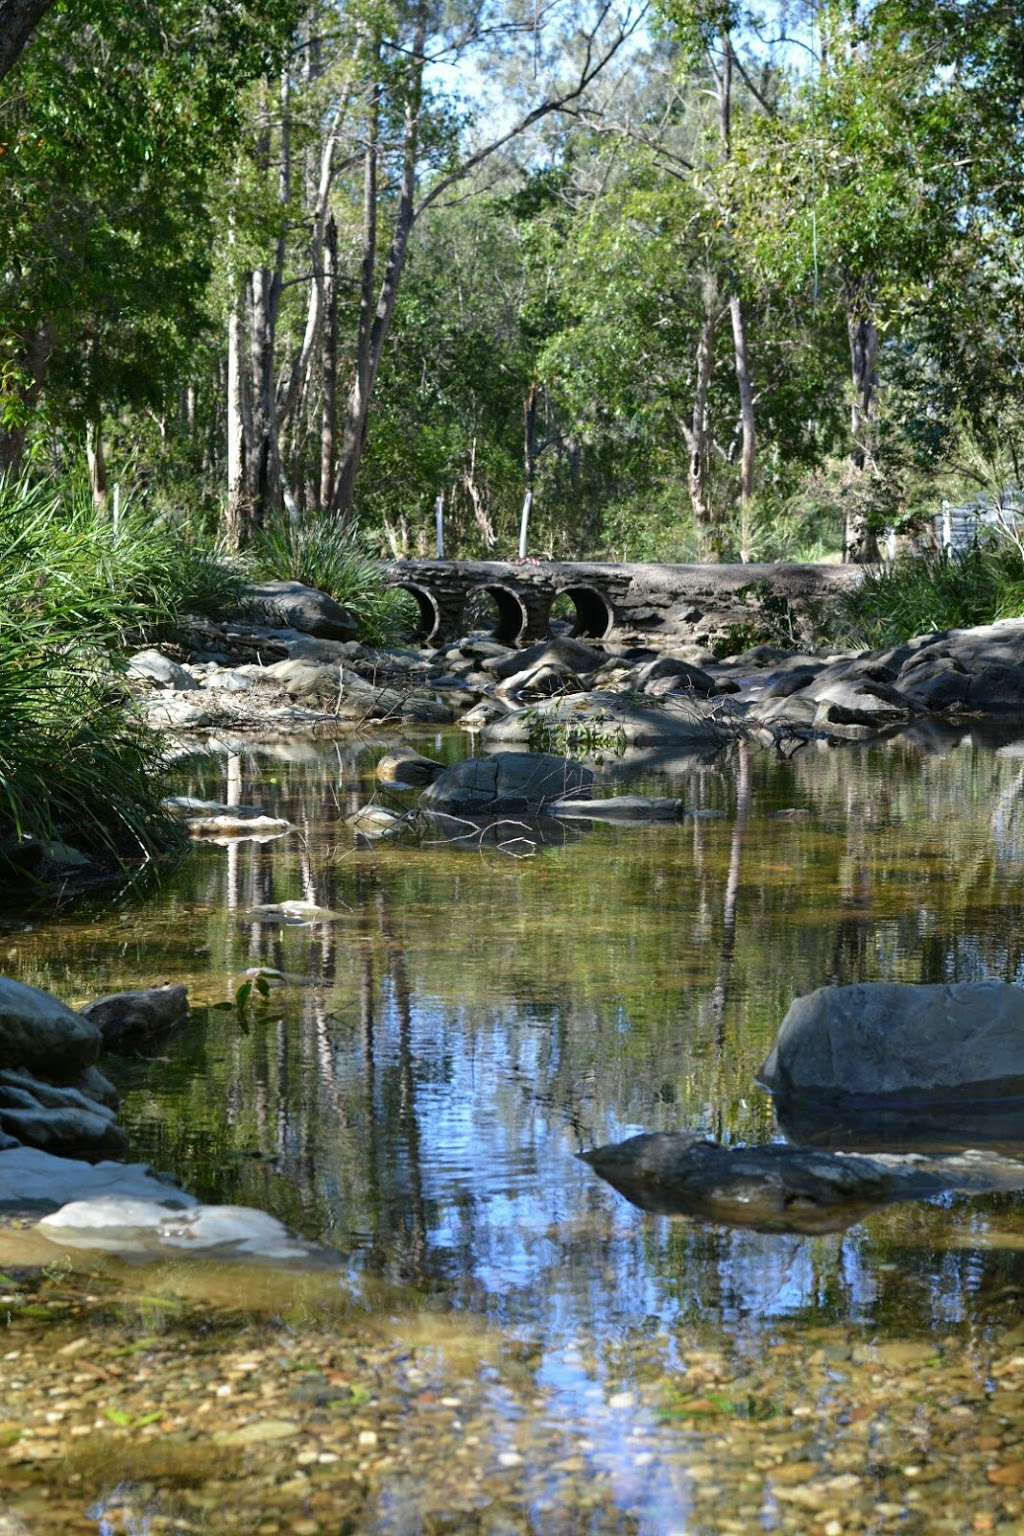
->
553, 584, 614, 640
465, 583, 529, 646
395, 582, 442, 646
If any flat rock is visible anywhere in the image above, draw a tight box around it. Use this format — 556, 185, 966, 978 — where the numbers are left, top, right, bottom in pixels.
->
419, 751, 593, 815
582, 1131, 1024, 1234
485, 691, 731, 751
38, 1195, 324, 1262
547, 796, 684, 821
0, 1147, 193, 1209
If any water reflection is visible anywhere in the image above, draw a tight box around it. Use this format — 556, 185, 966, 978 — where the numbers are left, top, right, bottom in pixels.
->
6, 728, 1024, 1347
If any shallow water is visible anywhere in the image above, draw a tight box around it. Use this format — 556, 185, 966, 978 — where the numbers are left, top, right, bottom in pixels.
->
2, 725, 1023, 1533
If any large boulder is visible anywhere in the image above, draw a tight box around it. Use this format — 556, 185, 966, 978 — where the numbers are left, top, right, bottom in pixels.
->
419, 751, 593, 815
0, 977, 101, 1080
759, 981, 1024, 1107
242, 580, 358, 641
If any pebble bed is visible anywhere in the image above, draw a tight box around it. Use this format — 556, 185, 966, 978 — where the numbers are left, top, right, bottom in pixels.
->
0, 1241, 1021, 1536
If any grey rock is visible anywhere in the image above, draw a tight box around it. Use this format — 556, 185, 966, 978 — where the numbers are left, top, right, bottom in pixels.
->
0, 1068, 116, 1120
458, 699, 511, 729
420, 752, 594, 815
812, 678, 917, 726
375, 748, 444, 787
81, 985, 190, 1052
346, 805, 412, 840
127, 649, 201, 691
0, 1106, 130, 1157
0, 976, 101, 1079
634, 656, 718, 696
759, 980, 1024, 1105
898, 653, 973, 710
142, 695, 213, 730
761, 665, 826, 699
483, 637, 607, 681
547, 795, 684, 821
201, 667, 259, 693
261, 657, 340, 700
70, 1065, 120, 1109
486, 691, 731, 750
495, 661, 585, 699
0, 1147, 189, 1209
582, 1131, 1024, 1234
242, 580, 358, 642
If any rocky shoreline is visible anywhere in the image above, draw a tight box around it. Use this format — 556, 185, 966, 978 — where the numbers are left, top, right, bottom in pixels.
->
127, 581, 1024, 758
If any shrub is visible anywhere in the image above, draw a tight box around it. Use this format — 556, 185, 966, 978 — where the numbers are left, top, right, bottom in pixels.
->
0, 473, 222, 876
251, 511, 417, 645
823, 544, 1024, 651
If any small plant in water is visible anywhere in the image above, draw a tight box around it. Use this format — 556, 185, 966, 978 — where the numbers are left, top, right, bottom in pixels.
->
233, 974, 271, 1032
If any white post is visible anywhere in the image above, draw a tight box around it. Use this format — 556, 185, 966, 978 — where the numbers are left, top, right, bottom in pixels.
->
435, 494, 444, 559
518, 490, 532, 560
942, 501, 952, 552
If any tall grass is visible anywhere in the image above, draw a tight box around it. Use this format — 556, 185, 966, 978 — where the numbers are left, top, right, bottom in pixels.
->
0, 473, 240, 876
0, 476, 246, 645
824, 544, 1024, 651
251, 510, 416, 645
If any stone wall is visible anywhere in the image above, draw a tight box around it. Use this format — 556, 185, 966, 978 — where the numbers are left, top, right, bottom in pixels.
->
384, 560, 865, 650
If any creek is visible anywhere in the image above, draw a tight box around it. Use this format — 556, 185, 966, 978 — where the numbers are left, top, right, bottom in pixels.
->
0, 725, 1022, 1535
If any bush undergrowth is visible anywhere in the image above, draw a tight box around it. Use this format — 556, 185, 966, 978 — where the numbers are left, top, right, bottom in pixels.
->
251, 511, 416, 645
824, 544, 1024, 650
0, 474, 240, 875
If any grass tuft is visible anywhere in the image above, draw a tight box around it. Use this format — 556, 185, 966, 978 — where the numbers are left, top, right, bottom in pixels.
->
251, 511, 417, 646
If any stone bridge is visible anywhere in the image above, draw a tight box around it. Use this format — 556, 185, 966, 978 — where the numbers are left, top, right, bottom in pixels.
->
383, 559, 863, 650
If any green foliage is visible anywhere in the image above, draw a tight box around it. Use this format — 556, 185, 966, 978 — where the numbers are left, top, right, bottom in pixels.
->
823, 545, 1024, 652
0, 0, 302, 451
0, 471, 245, 874
0, 636, 178, 868
0, 474, 246, 644
251, 510, 417, 645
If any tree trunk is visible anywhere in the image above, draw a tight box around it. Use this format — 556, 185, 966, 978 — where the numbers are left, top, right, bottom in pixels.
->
729, 292, 756, 505
226, 286, 249, 548
685, 280, 722, 562
844, 272, 881, 562
86, 419, 107, 508
246, 267, 281, 528
319, 213, 338, 512
331, 9, 427, 523
331, 61, 382, 523
0, 0, 55, 81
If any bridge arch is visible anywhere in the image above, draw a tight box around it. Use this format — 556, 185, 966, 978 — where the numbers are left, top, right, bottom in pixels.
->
392, 581, 444, 646
553, 583, 615, 641
468, 582, 531, 646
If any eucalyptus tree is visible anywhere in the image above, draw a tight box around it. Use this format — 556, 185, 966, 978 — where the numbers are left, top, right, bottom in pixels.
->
219, 0, 649, 544
0, 0, 54, 80
0, 0, 302, 481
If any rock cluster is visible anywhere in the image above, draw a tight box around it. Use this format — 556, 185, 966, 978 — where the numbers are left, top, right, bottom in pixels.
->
127, 580, 1024, 757
0, 977, 326, 1263
0, 978, 127, 1158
